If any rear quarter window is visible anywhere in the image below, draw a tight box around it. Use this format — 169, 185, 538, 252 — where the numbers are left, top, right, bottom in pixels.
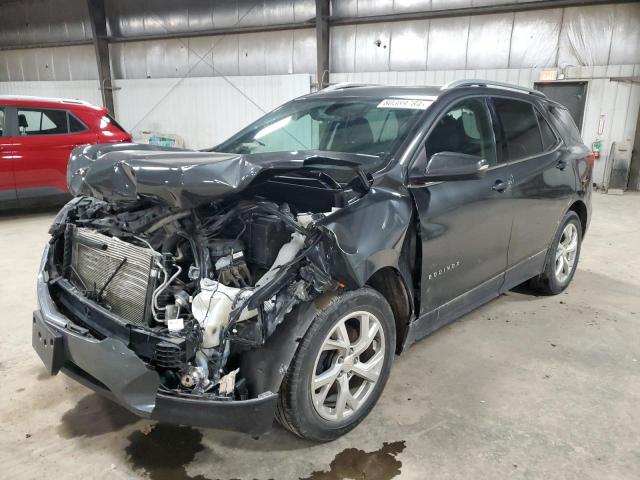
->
492, 97, 543, 162
549, 106, 583, 145
68, 112, 88, 133
536, 110, 559, 151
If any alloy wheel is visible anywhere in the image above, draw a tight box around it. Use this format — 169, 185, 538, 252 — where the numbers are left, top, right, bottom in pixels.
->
555, 223, 578, 284
311, 311, 385, 422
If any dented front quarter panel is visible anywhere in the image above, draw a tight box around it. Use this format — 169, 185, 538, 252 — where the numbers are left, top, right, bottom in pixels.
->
321, 176, 414, 289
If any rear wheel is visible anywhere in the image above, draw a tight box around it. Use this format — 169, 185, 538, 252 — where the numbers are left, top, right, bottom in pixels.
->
276, 288, 395, 441
531, 211, 582, 295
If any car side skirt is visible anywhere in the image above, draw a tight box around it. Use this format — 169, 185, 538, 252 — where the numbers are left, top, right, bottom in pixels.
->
403, 249, 547, 349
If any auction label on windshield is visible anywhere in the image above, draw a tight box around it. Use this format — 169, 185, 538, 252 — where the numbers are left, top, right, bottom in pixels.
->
377, 98, 435, 110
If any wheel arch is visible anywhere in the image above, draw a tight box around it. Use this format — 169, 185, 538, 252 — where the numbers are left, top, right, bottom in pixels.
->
365, 266, 414, 353
568, 199, 588, 236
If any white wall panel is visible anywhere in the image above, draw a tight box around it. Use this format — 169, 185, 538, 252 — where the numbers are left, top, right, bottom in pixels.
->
0, 80, 103, 106
106, 29, 316, 79
558, 6, 615, 67
0, 45, 98, 81
509, 9, 562, 68
332, 65, 640, 186
112, 74, 312, 149
389, 20, 429, 71
330, 4, 640, 73
609, 3, 640, 65
427, 17, 469, 70
354, 23, 393, 72
466, 13, 513, 69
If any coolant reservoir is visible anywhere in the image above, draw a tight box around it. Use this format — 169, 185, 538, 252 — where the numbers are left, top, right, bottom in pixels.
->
191, 279, 256, 348
254, 232, 306, 289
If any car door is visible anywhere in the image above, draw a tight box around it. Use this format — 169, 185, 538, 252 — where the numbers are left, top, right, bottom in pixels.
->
408, 96, 514, 330
0, 106, 18, 204
13, 107, 95, 199
489, 97, 575, 288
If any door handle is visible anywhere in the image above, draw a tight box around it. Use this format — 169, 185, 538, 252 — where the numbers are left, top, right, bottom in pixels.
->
492, 180, 509, 192
556, 159, 568, 170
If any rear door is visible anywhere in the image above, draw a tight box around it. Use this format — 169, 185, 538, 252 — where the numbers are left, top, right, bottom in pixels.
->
489, 96, 575, 287
409, 96, 513, 324
0, 106, 18, 204
13, 107, 96, 199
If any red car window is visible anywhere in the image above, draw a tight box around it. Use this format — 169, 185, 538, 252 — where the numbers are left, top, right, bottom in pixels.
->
18, 108, 68, 135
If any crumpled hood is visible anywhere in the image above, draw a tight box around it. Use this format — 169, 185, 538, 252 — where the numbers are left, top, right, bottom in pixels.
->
68, 143, 312, 208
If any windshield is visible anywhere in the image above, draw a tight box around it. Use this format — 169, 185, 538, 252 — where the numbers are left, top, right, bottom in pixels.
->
215, 97, 426, 162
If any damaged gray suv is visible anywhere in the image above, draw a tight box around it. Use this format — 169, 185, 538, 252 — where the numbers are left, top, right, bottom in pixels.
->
33, 81, 592, 441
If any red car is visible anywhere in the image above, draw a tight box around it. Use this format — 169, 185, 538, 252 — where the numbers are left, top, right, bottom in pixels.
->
0, 95, 131, 209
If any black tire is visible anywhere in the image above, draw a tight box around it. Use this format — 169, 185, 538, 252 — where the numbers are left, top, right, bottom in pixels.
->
530, 211, 582, 295
276, 287, 395, 441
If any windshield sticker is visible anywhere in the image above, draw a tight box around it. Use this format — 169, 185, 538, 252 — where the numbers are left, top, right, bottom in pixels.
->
377, 98, 434, 110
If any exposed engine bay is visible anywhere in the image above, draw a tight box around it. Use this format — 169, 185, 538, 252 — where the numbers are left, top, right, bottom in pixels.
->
48, 194, 343, 400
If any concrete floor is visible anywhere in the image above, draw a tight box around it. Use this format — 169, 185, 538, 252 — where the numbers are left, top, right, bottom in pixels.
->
1, 193, 639, 480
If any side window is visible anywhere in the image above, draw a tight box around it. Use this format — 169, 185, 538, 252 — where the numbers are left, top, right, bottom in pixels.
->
426, 98, 497, 165
68, 112, 87, 133
536, 110, 558, 151
492, 98, 543, 162
0, 108, 4, 136
549, 106, 583, 145
17, 108, 68, 136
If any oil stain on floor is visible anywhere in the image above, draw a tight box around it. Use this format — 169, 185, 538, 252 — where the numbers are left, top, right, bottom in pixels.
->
125, 424, 212, 480
300, 441, 406, 480
125, 423, 404, 480
57, 393, 139, 439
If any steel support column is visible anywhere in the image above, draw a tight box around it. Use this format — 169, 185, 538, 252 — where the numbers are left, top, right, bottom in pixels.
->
86, 0, 115, 115
315, 0, 330, 89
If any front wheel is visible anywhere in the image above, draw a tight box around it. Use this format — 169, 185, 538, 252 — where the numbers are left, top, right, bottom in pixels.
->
531, 210, 582, 295
276, 288, 395, 441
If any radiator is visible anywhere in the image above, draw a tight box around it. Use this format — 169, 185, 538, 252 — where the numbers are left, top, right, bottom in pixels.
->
70, 228, 159, 324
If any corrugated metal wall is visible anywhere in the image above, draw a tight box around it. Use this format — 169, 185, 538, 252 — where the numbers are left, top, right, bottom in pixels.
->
0, 30, 317, 81
0, 0, 91, 46
330, 4, 640, 72
109, 29, 317, 79
0, 45, 98, 81
104, 0, 316, 37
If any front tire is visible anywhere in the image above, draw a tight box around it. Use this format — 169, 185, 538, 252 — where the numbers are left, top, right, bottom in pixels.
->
276, 288, 395, 441
531, 211, 582, 295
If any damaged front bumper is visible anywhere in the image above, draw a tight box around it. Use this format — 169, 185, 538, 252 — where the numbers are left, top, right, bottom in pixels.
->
32, 246, 278, 435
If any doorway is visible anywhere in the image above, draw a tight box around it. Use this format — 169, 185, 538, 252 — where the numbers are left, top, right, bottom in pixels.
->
534, 81, 588, 132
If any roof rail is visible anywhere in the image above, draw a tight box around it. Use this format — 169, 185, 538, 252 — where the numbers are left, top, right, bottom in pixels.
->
322, 82, 374, 91
442, 79, 546, 98
0, 94, 94, 106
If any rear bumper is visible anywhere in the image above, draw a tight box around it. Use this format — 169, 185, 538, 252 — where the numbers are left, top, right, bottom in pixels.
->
32, 247, 278, 435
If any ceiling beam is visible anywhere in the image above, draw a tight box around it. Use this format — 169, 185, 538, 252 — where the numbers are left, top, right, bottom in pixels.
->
315, 0, 330, 89
86, 0, 115, 116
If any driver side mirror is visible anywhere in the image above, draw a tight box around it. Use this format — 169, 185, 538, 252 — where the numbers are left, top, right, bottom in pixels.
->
412, 151, 489, 183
